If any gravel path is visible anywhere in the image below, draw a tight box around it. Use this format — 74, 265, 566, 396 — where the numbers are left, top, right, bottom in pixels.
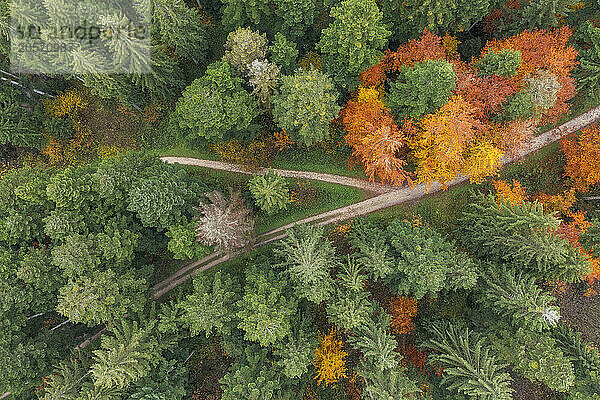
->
153, 103, 600, 297
160, 157, 392, 194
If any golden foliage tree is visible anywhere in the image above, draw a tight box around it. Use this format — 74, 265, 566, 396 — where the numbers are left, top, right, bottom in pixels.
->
314, 329, 348, 386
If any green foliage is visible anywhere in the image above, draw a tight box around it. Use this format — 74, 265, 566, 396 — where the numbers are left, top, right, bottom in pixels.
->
274, 224, 335, 303
551, 323, 600, 398
317, 0, 391, 91
273, 313, 317, 379
236, 265, 296, 347
386, 60, 457, 119
350, 221, 394, 280
221, 0, 273, 29
150, 0, 207, 62
326, 285, 371, 331
350, 307, 420, 399
174, 61, 259, 141
576, 21, 600, 103
275, 0, 317, 40
272, 68, 341, 146
220, 346, 281, 400
383, 0, 496, 43
422, 321, 513, 400
222, 27, 269, 75
0, 82, 45, 148
475, 49, 522, 78
180, 270, 240, 337
57, 269, 147, 326
248, 170, 290, 214
458, 192, 591, 282
51, 234, 101, 277
491, 327, 575, 392
384, 219, 478, 299
91, 320, 162, 390
349, 312, 398, 371
498, 0, 579, 34
166, 221, 209, 260
270, 33, 299, 75
360, 367, 421, 400
127, 169, 199, 231
499, 89, 534, 121
478, 265, 560, 332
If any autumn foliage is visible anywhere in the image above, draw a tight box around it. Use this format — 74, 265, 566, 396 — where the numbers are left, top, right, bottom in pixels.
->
341, 87, 411, 186
560, 124, 600, 192
343, 28, 578, 187
314, 329, 348, 386
389, 296, 418, 335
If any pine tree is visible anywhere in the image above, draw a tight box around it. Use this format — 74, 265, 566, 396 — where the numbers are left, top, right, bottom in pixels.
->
422, 321, 513, 400
248, 170, 289, 214
478, 265, 560, 332
236, 265, 296, 347
220, 346, 281, 400
350, 221, 394, 280
274, 224, 335, 304
91, 320, 161, 390
180, 270, 240, 337
349, 312, 397, 371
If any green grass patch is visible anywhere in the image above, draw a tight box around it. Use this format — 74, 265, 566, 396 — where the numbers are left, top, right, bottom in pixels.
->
271, 148, 368, 178
363, 183, 476, 234
498, 141, 566, 195
255, 180, 367, 233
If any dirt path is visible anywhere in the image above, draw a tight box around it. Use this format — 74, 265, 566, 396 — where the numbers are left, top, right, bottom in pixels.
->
153, 103, 600, 297
159, 157, 392, 194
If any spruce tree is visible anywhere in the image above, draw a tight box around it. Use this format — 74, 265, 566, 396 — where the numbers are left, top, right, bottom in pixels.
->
459, 192, 591, 282
478, 265, 560, 332
422, 321, 513, 400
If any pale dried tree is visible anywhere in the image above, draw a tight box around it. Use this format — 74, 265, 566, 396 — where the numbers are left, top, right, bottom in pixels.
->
195, 189, 255, 252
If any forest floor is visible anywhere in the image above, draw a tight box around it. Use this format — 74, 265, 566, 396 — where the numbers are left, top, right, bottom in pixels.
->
153, 103, 600, 298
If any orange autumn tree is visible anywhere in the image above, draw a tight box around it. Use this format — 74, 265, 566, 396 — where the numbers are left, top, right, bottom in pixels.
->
560, 124, 600, 192
413, 95, 504, 186
493, 179, 527, 206
314, 328, 348, 386
389, 296, 418, 335
341, 86, 411, 186
480, 27, 578, 125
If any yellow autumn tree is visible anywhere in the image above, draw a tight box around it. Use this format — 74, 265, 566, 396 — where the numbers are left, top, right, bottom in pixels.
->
464, 142, 504, 183
314, 329, 348, 386
492, 179, 527, 206
413, 95, 479, 186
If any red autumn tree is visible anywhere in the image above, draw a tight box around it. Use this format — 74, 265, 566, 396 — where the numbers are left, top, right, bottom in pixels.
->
389, 296, 418, 335
561, 124, 600, 192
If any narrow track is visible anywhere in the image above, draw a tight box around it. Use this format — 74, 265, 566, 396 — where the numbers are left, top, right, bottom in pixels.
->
160, 156, 392, 194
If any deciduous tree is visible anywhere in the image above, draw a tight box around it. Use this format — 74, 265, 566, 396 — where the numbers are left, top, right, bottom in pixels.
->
317, 0, 391, 91
272, 68, 341, 146
174, 61, 259, 142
